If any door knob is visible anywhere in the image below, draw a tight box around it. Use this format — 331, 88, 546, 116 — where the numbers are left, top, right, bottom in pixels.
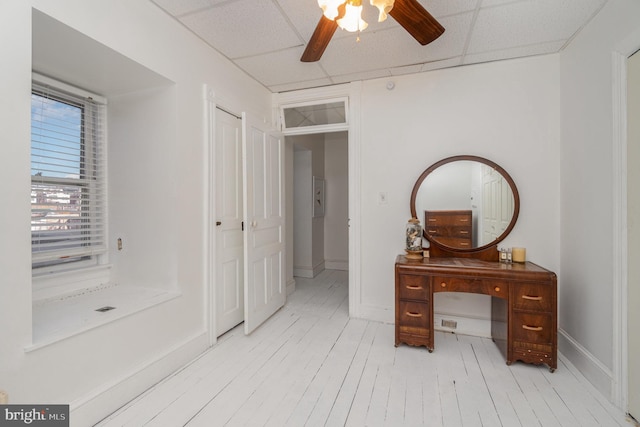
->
216, 221, 222, 226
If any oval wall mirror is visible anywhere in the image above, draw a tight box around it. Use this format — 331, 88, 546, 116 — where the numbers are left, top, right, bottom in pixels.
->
410, 155, 520, 253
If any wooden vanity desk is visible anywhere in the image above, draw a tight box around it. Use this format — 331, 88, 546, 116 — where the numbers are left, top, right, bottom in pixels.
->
395, 255, 557, 372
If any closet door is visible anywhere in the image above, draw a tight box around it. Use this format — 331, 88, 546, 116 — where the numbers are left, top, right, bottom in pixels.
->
242, 113, 286, 334
215, 109, 244, 336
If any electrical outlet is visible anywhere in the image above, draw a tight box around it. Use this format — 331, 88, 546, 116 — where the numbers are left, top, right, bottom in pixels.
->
0, 390, 8, 404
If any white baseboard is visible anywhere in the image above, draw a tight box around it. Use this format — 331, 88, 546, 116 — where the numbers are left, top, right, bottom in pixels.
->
70, 331, 209, 427
558, 328, 614, 401
356, 303, 394, 324
293, 268, 313, 278
293, 261, 326, 278
325, 259, 348, 271
286, 278, 296, 295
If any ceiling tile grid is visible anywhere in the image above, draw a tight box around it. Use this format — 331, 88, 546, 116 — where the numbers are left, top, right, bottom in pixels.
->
150, 0, 610, 92
178, 0, 303, 59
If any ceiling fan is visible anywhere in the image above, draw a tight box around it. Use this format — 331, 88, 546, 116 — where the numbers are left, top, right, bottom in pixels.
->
301, 0, 445, 62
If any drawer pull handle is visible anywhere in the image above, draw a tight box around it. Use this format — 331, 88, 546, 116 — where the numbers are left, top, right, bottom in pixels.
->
428, 229, 438, 233
522, 295, 543, 301
406, 311, 422, 318
428, 218, 437, 222
440, 282, 447, 288
459, 219, 469, 222
406, 285, 422, 290
494, 286, 501, 292
460, 231, 469, 235
522, 325, 543, 332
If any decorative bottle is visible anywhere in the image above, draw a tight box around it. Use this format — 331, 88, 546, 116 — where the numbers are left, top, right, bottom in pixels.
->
405, 217, 423, 259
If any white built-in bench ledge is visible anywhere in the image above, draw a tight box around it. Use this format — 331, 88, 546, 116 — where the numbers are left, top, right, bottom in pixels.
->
27, 283, 180, 351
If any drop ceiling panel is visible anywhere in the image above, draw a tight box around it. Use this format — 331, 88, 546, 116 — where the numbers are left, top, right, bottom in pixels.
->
425, 0, 480, 17
149, 0, 611, 92
234, 47, 329, 87
179, 0, 303, 58
152, 0, 228, 17
319, 12, 472, 76
467, 0, 607, 54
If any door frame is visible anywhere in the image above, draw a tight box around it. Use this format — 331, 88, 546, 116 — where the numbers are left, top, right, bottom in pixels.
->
613, 36, 640, 412
274, 82, 362, 319
204, 85, 218, 346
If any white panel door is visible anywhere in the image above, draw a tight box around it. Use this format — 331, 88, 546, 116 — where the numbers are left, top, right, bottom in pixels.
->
481, 165, 514, 245
482, 167, 499, 244
242, 113, 286, 334
216, 109, 244, 336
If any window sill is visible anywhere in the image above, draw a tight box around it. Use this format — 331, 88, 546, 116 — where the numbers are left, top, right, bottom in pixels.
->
27, 283, 180, 352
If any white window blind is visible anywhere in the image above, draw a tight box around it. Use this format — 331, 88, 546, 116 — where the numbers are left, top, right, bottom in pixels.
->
31, 78, 107, 269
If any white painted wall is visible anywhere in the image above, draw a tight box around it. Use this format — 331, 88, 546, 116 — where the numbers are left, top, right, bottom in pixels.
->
285, 140, 295, 292
292, 135, 325, 277
356, 55, 562, 324
0, 1, 271, 425
293, 149, 313, 275
324, 132, 349, 270
559, 0, 640, 403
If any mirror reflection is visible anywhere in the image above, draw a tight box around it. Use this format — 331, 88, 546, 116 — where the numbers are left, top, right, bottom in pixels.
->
412, 159, 517, 250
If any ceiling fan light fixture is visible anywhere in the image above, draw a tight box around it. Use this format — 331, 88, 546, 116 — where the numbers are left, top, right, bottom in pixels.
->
370, 0, 394, 22
302, 0, 444, 62
317, 0, 345, 20
336, 0, 368, 32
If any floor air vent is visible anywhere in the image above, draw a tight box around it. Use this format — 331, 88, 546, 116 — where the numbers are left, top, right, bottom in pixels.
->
95, 306, 116, 312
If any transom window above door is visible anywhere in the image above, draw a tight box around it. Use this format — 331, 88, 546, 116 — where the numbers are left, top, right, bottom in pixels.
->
280, 98, 347, 134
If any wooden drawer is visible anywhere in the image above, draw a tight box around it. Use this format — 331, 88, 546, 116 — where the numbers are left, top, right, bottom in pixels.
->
432, 237, 471, 248
398, 274, 430, 301
512, 283, 553, 311
398, 301, 430, 336
425, 225, 472, 238
433, 276, 508, 299
425, 212, 471, 226
512, 312, 553, 345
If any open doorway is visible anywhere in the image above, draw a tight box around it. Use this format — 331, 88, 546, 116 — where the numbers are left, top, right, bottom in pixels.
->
276, 88, 360, 319
287, 131, 349, 292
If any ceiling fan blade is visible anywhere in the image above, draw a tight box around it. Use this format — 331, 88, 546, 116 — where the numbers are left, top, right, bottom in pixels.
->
301, 3, 347, 62
389, 0, 445, 46
301, 15, 339, 62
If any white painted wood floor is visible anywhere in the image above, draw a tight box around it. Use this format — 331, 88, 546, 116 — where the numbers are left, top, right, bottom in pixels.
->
97, 270, 631, 427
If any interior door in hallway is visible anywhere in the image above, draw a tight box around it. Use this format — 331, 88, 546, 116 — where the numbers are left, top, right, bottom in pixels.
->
242, 113, 286, 334
215, 109, 244, 336
628, 49, 640, 421
481, 164, 513, 245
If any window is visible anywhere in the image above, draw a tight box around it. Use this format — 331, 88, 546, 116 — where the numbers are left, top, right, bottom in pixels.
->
280, 98, 348, 135
31, 76, 107, 273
